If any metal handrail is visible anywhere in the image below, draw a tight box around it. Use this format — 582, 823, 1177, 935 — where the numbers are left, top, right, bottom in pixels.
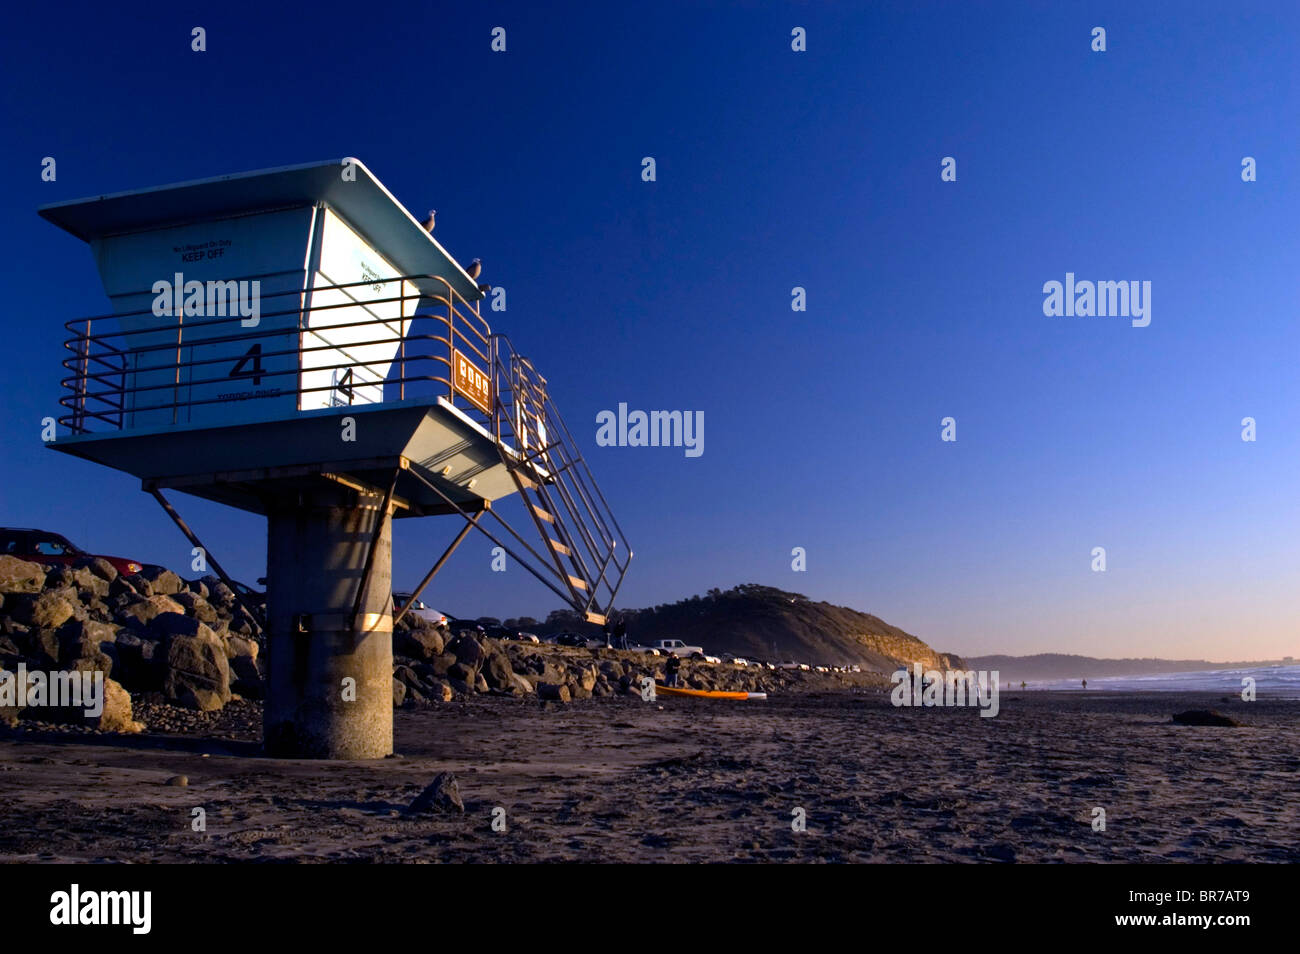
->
58, 273, 494, 433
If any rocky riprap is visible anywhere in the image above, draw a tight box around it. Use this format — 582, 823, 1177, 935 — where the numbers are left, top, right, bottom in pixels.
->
0, 554, 261, 733
1, 553, 892, 736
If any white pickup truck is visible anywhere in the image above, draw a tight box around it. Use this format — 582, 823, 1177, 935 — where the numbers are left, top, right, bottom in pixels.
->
638, 638, 705, 658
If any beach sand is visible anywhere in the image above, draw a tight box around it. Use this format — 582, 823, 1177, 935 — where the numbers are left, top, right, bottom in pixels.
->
0, 689, 1295, 863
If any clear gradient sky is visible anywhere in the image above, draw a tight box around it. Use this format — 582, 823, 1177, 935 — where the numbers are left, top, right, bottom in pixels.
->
2, 1, 1297, 661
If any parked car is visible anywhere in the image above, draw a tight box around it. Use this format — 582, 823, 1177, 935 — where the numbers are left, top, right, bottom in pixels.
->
393, 592, 446, 627
1, 527, 143, 577
445, 616, 485, 635
721, 654, 750, 667
640, 638, 706, 659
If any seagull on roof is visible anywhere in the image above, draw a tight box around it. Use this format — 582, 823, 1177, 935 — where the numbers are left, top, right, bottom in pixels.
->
420, 209, 436, 232
466, 258, 482, 280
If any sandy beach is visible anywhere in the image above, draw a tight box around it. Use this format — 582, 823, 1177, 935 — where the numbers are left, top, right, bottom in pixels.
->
1, 688, 1295, 863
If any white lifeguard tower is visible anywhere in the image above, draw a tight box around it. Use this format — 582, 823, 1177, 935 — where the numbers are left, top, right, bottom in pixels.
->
41, 158, 631, 758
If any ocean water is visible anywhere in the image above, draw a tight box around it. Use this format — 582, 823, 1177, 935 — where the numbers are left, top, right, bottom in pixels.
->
1029, 664, 1300, 699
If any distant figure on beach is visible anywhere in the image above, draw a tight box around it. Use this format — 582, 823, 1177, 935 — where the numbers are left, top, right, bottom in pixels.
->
1082, 679, 1087, 689
1020, 681, 1026, 690
665, 653, 681, 687
602, 619, 612, 648
614, 617, 628, 650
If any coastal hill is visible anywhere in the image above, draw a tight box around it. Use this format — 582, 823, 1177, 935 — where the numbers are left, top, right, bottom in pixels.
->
965, 653, 1297, 682
536, 583, 963, 674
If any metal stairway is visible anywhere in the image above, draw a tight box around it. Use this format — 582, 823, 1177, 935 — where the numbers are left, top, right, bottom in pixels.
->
489, 334, 631, 625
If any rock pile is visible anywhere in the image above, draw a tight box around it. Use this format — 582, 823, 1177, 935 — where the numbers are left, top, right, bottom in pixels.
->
0, 554, 263, 730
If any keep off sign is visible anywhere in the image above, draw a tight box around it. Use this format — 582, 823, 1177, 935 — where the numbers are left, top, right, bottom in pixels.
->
452, 349, 492, 414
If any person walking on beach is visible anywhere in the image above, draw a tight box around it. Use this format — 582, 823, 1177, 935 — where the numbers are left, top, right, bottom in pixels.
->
1082, 679, 1087, 689
614, 617, 628, 650
665, 652, 681, 687
602, 619, 612, 649
1020, 680, 1026, 690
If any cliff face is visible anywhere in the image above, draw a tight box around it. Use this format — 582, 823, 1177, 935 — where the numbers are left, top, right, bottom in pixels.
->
548, 584, 962, 675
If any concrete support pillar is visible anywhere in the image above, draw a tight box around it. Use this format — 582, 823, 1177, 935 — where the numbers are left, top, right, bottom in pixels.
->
263, 487, 393, 759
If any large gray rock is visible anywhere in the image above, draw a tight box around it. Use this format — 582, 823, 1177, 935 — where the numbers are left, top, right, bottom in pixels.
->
395, 625, 445, 661
429, 652, 458, 677
119, 595, 185, 631
0, 556, 46, 594
448, 634, 487, 670
162, 627, 231, 710
146, 611, 211, 642
10, 590, 80, 630
537, 682, 571, 702
481, 650, 518, 691
77, 556, 118, 583
172, 590, 219, 625
107, 632, 163, 691
18, 628, 61, 669
89, 678, 143, 733
407, 772, 464, 813
140, 567, 184, 596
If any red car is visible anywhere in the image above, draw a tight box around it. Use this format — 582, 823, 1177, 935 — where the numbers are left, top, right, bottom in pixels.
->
1, 528, 143, 577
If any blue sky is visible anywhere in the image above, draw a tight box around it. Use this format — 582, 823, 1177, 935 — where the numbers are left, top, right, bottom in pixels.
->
2, 1, 1297, 660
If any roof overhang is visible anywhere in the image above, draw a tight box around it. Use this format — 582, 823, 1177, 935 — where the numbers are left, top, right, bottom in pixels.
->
38, 157, 482, 301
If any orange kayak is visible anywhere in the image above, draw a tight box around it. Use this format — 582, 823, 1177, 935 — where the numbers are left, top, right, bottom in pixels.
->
655, 684, 767, 700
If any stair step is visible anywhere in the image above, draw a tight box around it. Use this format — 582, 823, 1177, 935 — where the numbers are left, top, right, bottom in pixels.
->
532, 504, 555, 523
567, 575, 588, 590
585, 612, 606, 626
548, 538, 572, 556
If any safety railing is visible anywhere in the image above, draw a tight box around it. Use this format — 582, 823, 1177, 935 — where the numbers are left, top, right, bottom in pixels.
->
59, 273, 494, 433
488, 333, 633, 622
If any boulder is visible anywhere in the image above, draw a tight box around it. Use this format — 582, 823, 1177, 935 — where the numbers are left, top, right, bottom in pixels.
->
10, 590, 80, 630
88, 677, 143, 733
124, 574, 154, 597
0, 556, 46, 594
162, 628, 231, 710
395, 625, 445, 661
18, 628, 61, 669
509, 672, 535, 695
68, 567, 109, 599
78, 556, 118, 583
424, 678, 455, 702
537, 681, 571, 702
223, 634, 259, 661
473, 672, 490, 693
119, 595, 185, 632
429, 652, 458, 677
407, 772, 464, 814
229, 654, 263, 698
108, 632, 163, 691
140, 567, 184, 596
172, 590, 219, 625
146, 611, 213, 642
480, 650, 518, 691
448, 633, 487, 670
392, 677, 407, 707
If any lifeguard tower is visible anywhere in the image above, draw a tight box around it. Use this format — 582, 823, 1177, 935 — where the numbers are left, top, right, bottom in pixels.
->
41, 158, 631, 758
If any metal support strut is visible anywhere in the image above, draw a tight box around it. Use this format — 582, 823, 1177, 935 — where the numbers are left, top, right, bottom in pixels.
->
144, 484, 267, 632
393, 511, 482, 628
